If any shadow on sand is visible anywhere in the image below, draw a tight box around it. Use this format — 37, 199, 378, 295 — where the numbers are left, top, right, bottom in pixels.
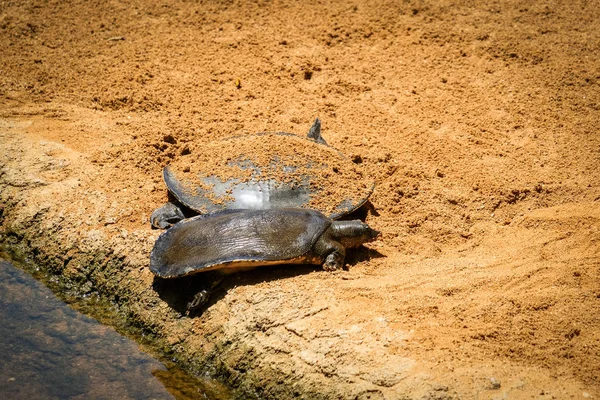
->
152, 245, 385, 317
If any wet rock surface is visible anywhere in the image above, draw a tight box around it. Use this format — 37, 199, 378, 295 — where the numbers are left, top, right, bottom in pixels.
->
0, 259, 172, 400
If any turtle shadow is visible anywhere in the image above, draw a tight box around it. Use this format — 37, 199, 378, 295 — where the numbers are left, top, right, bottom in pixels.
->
152, 264, 319, 316
152, 244, 385, 317
345, 245, 385, 266
152, 274, 213, 315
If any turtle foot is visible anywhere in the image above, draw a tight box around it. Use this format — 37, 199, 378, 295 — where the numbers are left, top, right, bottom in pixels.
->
150, 201, 186, 229
186, 290, 210, 313
323, 251, 344, 271
307, 118, 327, 145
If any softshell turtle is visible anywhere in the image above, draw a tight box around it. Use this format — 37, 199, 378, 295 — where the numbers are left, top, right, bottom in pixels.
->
150, 208, 380, 309
150, 119, 374, 229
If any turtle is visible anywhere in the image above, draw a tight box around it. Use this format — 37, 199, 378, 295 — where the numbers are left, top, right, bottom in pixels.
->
150, 208, 380, 310
150, 119, 374, 229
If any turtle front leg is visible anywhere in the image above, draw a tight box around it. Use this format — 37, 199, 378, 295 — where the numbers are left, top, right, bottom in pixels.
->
314, 232, 347, 271
324, 249, 346, 271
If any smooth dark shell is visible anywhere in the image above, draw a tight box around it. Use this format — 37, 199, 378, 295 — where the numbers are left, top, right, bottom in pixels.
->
150, 209, 331, 278
163, 132, 373, 220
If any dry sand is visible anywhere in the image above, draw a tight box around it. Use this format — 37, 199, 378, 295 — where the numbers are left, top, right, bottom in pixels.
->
1, 0, 599, 398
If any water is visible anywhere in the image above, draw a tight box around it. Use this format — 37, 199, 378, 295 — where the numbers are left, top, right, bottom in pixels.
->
0, 259, 227, 399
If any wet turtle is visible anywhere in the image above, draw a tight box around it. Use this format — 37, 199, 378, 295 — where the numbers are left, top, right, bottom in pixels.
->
150, 119, 374, 229
150, 208, 380, 309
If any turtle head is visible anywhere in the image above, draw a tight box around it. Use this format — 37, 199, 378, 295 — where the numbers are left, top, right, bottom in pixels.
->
330, 220, 380, 248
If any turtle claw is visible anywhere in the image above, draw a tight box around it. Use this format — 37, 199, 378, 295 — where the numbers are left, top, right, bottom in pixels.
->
186, 290, 210, 313
184, 275, 224, 315
307, 118, 327, 145
323, 251, 344, 271
150, 201, 186, 229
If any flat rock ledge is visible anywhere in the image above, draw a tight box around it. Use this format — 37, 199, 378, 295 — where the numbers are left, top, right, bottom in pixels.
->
1, 119, 597, 399
0, 120, 434, 399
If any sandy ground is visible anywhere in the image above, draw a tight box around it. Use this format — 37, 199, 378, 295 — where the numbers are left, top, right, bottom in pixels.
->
1, 0, 599, 398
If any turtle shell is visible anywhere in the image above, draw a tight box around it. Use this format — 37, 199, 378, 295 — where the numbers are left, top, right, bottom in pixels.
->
150, 209, 331, 278
163, 132, 373, 219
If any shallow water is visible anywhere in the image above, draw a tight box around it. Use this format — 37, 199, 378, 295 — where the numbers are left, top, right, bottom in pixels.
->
0, 259, 224, 400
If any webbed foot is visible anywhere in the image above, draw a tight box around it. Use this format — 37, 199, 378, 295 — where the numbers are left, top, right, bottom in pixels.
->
185, 274, 224, 315
150, 201, 186, 229
307, 118, 327, 145
323, 251, 345, 271
186, 290, 210, 314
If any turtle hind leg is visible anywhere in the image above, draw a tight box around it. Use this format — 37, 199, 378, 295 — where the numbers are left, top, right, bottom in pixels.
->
150, 201, 187, 229
186, 290, 210, 314
306, 118, 327, 145
186, 275, 225, 315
